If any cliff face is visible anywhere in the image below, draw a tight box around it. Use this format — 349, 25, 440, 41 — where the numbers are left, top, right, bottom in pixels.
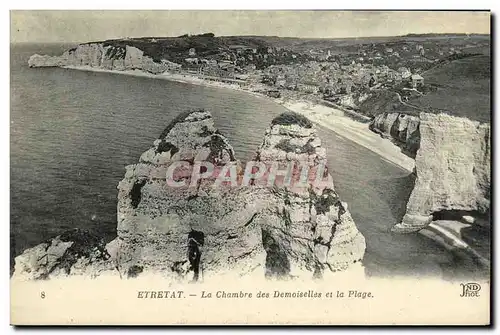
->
28, 43, 181, 74
114, 110, 267, 281
253, 113, 366, 277
369, 112, 421, 157
114, 111, 365, 281
393, 113, 491, 233
12, 110, 366, 281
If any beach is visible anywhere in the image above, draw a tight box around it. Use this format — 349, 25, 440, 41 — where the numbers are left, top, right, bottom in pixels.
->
282, 101, 415, 172
62, 65, 415, 173
56, 65, 490, 269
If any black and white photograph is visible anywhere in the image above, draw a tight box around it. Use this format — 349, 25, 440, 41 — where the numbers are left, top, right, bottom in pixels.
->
8, 9, 491, 325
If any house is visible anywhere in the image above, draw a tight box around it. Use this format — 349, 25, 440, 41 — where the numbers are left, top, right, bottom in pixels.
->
266, 90, 281, 98
245, 64, 257, 71
276, 79, 287, 88
411, 74, 424, 88
235, 74, 249, 81
189, 48, 196, 56
297, 83, 319, 94
185, 58, 199, 64
219, 60, 235, 66
398, 67, 412, 80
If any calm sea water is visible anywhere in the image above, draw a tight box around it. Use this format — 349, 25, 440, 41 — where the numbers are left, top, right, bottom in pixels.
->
10, 43, 477, 279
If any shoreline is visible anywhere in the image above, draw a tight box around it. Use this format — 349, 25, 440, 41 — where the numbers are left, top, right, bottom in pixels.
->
39, 66, 490, 266
20, 64, 490, 276
61, 65, 415, 173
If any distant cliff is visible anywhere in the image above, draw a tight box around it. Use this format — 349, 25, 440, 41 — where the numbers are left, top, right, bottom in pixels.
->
369, 112, 421, 158
12, 110, 366, 281
27, 34, 314, 72
367, 107, 491, 234
28, 43, 181, 74
392, 113, 490, 233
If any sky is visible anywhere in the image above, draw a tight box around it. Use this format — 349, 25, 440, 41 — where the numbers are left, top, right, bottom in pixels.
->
10, 10, 491, 43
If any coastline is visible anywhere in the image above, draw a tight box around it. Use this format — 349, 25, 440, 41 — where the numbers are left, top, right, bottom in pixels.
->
61, 65, 415, 173
24, 64, 490, 276
282, 101, 415, 172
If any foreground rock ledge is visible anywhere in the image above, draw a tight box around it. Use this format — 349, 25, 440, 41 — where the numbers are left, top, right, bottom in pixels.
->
13, 110, 366, 282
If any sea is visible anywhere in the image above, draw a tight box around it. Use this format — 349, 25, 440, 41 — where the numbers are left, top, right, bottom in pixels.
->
10, 43, 480, 279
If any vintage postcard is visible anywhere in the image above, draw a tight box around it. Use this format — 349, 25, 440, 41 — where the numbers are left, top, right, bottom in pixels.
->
10, 10, 491, 325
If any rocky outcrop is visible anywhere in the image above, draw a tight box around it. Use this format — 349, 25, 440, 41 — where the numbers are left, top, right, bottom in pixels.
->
113, 110, 266, 281
12, 110, 366, 281
28, 43, 181, 74
253, 113, 366, 277
393, 113, 491, 233
12, 229, 117, 280
369, 112, 420, 157
338, 95, 358, 109
114, 110, 365, 281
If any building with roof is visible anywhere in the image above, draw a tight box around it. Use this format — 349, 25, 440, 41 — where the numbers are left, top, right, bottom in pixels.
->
411, 74, 424, 88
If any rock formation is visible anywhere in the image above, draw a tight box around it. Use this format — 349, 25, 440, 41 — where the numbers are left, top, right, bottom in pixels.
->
252, 113, 365, 277
28, 43, 181, 74
114, 110, 267, 281
12, 110, 366, 281
12, 229, 116, 280
369, 112, 421, 157
392, 113, 491, 233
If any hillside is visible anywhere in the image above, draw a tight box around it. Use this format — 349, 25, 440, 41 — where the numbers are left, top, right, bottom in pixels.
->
89, 34, 312, 69
411, 55, 491, 122
33, 32, 490, 123
355, 53, 490, 123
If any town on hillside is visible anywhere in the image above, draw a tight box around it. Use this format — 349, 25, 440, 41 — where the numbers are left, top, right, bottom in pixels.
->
102, 33, 490, 120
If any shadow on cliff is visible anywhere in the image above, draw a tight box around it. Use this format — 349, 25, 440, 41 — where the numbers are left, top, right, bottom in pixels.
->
371, 173, 416, 225
355, 173, 456, 279
358, 173, 490, 280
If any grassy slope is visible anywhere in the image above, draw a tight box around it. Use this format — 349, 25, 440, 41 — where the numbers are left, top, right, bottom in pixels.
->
92, 33, 490, 60
412, 55, 491, 123
357, 54, 490, 123
92, 35, 273, 63
257, 34, 490, 55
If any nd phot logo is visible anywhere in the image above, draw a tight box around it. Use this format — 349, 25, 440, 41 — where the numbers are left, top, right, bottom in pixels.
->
460, 282, 481, 298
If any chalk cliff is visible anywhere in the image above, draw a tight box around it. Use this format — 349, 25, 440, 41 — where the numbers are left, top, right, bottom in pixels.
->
392, 113, 491, 233
28, 43, 181, 74
12, 110, 366, 281
113, 110, 266, 281
369, 112, 421, 157
253, 113, 365, 277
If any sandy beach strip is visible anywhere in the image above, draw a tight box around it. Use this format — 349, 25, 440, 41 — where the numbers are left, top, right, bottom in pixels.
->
50, 66, 490, 271
420, 222, 490, 269
283, 101, 415, 172
61, 65, 268, 98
